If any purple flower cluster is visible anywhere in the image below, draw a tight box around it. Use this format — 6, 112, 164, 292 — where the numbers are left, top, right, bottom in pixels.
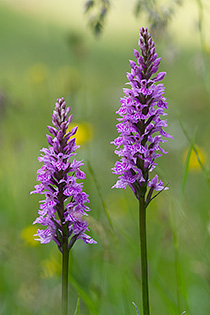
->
31, 97, 96, 251
112, 27, 172, 202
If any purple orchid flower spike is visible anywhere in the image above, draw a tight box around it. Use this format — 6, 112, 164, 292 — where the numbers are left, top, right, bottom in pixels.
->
31, 97, 96, 251
111, 27, 172, 206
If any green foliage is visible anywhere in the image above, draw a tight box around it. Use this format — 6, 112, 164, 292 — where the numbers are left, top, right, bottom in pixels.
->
84, 0, 110, 36
84, 0, 184, 36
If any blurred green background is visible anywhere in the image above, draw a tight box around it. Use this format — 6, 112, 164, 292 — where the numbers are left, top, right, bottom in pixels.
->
0, 0, 210, 314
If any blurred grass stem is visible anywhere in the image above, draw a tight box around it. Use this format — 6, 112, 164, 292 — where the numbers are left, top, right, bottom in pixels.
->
139, 192, 150, 315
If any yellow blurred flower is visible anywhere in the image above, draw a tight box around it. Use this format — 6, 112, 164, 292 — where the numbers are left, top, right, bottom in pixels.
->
183, 146, 207, 171
67, 122, 93, 145
40, 254, 61, 278
26, 63, 49, 84
21, 225, 39, 247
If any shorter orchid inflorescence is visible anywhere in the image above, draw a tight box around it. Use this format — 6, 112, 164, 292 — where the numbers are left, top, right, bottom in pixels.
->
31, 97, 96, 253
112, 27, 172, 205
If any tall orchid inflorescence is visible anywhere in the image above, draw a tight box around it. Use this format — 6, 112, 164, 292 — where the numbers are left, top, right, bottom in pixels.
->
111, 27, 172, 315
112, 27, 172, 204
31, 97, 96, 252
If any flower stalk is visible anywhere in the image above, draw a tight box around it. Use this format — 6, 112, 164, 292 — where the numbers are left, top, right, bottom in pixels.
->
62, 236, 69, 315
139, 190, 150, 315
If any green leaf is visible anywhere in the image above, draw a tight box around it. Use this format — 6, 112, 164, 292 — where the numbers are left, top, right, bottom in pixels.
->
73, 295, 80, 315
179, 119, 197, 203
84, 1, 95, 13
71, 275, 98, 314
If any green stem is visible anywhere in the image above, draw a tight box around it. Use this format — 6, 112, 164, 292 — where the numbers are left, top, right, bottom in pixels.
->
62, 235, 69, 315
139, 193, 150, 315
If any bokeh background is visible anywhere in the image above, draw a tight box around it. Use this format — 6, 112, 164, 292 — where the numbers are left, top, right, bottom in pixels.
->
0, 0, 210, 314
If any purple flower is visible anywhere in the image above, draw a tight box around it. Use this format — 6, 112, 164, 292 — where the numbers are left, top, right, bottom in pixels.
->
111, 27, 172, 203
31, 97, 96, 251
